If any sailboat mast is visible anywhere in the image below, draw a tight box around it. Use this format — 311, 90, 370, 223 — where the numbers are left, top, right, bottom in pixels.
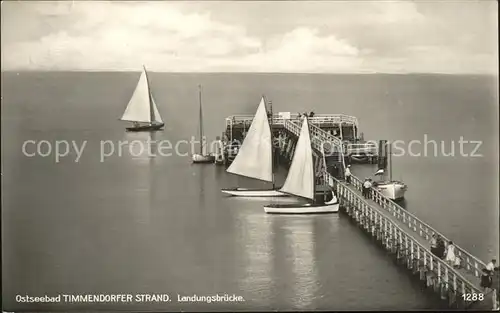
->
268, 97, 275, 189
143, 65, 155, 124
321, 144, 327, 202
306, 116, 316, 204
389, 142, 393, 181
198, 85, 204, 155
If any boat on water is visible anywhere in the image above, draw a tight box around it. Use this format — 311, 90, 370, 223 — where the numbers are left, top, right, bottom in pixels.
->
264, 117, 339, 214
192, 85, 215, 163
221, 96, 287, 197
120, 66, 164, 132
372, 141, 407, 200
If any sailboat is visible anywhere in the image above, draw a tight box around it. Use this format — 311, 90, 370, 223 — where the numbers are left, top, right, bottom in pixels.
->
373, 141, 407, 200
192, 85, 215, 163
264, 117, 339, 214
221, 96, 286, 197
120, 66, 164, 132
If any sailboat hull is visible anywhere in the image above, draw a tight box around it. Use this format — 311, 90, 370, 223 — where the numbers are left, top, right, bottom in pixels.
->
126, 123, 164, 132
192, 154, 216, 163
264, 202, 339, 214
221, 187, 288, 197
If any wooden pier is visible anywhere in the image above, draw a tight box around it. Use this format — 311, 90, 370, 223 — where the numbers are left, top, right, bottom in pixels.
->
292, 118, 496, 310
333, 176, 495, 310
224, 115, 497, 310
224, 114, 378, 163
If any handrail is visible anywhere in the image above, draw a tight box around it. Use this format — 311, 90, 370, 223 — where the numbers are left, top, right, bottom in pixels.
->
225, 114, 359, 128
332, 176, 484, 297
308, 122, 346, 170
283, 120, 343, 154
283, 119, 347, 179
348, 174, 487, 278
309, 122, 344, 148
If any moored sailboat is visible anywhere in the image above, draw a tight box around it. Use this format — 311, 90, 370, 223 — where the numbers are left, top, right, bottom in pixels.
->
264, 117, 339, 214
221, 96, 287, 197
192, 85, 215, 163
373, 141, 407, 200
120, 66, 164, 132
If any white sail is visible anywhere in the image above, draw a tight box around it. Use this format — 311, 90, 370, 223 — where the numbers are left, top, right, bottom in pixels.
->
151, 96, 163, 123
120, 69, 162, 123
280, 117, 315, 200
226, 97, 273, 182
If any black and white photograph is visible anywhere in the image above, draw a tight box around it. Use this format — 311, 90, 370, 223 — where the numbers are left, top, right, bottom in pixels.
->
1, 0, 499, 311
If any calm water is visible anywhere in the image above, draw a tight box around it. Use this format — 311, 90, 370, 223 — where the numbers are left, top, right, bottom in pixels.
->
1, 72, 498, 311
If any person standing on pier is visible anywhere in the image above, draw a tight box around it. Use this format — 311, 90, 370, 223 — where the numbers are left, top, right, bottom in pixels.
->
481, 268, 493, 292
492, 267, 499, 309
430, 234, 438, 255
445, 241, 456, 266
345, 165, 352, 184
363, 178, 372, 199
486, 259, 497, 274
436, 236, 446, 259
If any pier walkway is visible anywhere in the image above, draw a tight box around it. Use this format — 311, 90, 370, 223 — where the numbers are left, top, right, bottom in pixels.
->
281, 119, 496, 310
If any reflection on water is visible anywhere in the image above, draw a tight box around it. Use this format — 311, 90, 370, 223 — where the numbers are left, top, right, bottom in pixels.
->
284, 218, 317, 309
235, 206, 273, 309
121, 132, 158, 225
268, 215, 340, 310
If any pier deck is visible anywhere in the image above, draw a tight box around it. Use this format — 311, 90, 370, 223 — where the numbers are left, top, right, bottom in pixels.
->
280, 118, 496, 310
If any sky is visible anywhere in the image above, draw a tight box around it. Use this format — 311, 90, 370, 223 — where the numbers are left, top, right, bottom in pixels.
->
1, 0, 498, 73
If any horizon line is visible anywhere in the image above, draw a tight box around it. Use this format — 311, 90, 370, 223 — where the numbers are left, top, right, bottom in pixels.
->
1, 70, 497, 76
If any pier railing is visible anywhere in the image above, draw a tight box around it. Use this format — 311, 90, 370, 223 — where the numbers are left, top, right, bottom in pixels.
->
283, 120, 346, 168
347, 174, 487, 279
283, 119, 344, 151
308, 122, 346, 169
333, 177, 484, 301
308, 122, 344, 150
225, 113, 359, 129
286, 119, 377, 158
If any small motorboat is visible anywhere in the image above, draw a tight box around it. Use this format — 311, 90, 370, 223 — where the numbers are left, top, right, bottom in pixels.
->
373, 180, 407, 200
372, 141, 407, 200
